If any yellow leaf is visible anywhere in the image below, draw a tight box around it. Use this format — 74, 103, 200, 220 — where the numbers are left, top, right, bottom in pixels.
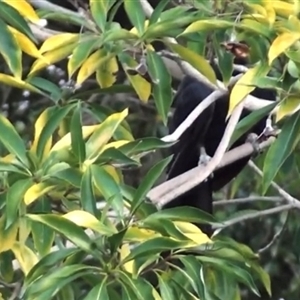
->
3, 0, 41, 23
24, 182, 56, 205
0, 73, 41, 93
276, 97, 300, 121
168, 43, 217, 84
124, 226, 159, 242
0, 216, 18, 253
63, 210, 116, 235
29, 43, 76, 75
101, 140, 130, 152
125, 70, 151, 102
85, 109, 129, 159
50, 125, 98, 152
268, 32, 300, 64
96, 56, 118, 88
40, 33, 79, 53
77, 48, 113, 84
8, 27, 41, 58
229, 65, 269, 115
102, 165, 122, 184
30, 109, 53, 159
181, 20, 233, 35
120, 244, 134, 274
269, 0, 294, 18
11, 242, 39, 275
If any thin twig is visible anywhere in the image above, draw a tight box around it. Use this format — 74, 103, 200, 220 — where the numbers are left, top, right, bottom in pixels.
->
214, 196, 284, 206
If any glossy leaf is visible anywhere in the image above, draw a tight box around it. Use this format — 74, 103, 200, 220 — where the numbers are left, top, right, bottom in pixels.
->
0, 19, 22, 78
24, 182, 56, 206
90, 0, 112, 32
263, 111, 300, 193
83, 278, 109, 300
148, 0, 169, 25
26, 214, 93, 253
181, 20, 234, 35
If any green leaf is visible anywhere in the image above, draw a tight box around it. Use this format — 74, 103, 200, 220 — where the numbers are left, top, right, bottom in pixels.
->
0, 19, 22, 78
146, 49, 172, 124
68, 38, 98, 77
118, 271, 145, 300
130, 156, 172, 214
0, 1, 36, 41
179, 256, 205, 299
148, 0, 169, 25
157, 274, 176, 300
36, 104, 76, 159
26, 214, 93, 253
143, 207, 218, 225
97, 147, 139, 166
90, 0, 110, 32
31, 198, 55, 257
263, 111, 300, 193
71, 105, 86, 164
119, 137, 172, 155
83, 277, 109, 300
85, 108, 128, 159
5, 178, 33, 228
25, 248, 80, 287
124, 0, 145, 35
123, 237, 187, 263
50, 167, 82, 188
26, 77, 62, 102
0, 114, 28, 166
230, 101, 277, 147
0, 161, 29, 175
80, 166, 97, 215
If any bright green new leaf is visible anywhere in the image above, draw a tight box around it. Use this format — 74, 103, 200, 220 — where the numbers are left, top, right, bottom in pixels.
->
124, 0, 146, 36
146, 50, 172, 124
263, 111, 300, 194
268, 32, 300, 65
0, 19, 22, 78
0, 114, 29, 166
26, 214, 93, 253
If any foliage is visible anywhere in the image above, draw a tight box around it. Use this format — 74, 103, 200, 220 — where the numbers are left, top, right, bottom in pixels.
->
0, 0, 300, 299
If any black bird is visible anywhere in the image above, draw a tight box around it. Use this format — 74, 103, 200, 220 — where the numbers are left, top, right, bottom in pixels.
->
163, 44, 277, 236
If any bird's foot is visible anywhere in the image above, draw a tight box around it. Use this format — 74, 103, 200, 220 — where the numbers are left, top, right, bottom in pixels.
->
246, 133, 261, 156
257, 117, 281, 141
198, 147, 214, 180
